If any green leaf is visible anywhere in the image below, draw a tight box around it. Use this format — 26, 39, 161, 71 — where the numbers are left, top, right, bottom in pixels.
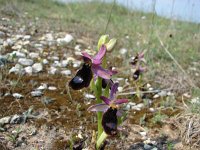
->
96, 131, 108, 149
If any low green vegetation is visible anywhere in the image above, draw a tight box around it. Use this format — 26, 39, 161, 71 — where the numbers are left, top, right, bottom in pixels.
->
0, 0, 199, 92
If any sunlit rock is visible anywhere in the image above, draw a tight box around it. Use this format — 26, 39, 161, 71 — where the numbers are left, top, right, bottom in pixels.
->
48, 86, 57, 91
0, 116, 11, 125
119, 48, 128, 55
23, 35, 31, 40
61, 60, 69, 67
48, 66, 58, 75
84, 93, 95, 99
0, 31, 5, 38
52, 61, 62, 67
42, 59, 49, 65
18, 58, 34, 66
57, 34, 74, 46
32, 63, 43, 73
24, 66, 33, 75
37, 83, 48, 90
61, 70, 71, 76
13, 93, 24, 99
31, 90, 43, 97
11, 51, 26, 58
29, 52, 39, 59
73, 60, 81, 68
9, 64, 25, 74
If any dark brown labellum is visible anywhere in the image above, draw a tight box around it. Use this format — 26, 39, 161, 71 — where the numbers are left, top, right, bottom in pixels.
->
69, 63, 92, 90
130, 55, 139, 66
133, 69, 140, 80
102, 79, 113, 89
102, 107, 118, 136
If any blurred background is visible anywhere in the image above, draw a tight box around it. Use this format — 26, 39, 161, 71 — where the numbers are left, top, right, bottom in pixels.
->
0, 0, 200, 149
59, 0, 200, 23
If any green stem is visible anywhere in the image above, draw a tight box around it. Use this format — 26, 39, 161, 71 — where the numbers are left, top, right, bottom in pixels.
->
96, 131, 108, 149
103, 84, 110, 97
95, 77, 103, 139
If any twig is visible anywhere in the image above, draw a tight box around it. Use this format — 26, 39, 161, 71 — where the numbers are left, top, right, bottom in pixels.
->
104, 0, 116, 34
66, 83, 73, 103
117, 88, 171, 96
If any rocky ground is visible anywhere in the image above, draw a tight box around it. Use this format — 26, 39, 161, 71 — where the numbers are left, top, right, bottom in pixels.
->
0, 12, 199, 150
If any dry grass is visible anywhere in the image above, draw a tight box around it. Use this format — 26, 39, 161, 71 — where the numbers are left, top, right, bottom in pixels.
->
173, 113, 200, 149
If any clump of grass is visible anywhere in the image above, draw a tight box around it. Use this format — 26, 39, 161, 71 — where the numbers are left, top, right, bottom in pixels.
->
152, 111, 168, 125
173, 113, 200, 148
166, 141, 174, 150
6, 127, 21, 144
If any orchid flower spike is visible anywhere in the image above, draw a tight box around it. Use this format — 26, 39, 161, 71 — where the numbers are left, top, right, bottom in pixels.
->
130, 50, 146, 66
88, 82, 128, 135
133, 66, 146, 80
69, 45, 111, 90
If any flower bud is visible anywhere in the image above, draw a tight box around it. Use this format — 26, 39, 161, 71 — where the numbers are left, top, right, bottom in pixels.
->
97, 35, 109, 50
106, 38, 117, 52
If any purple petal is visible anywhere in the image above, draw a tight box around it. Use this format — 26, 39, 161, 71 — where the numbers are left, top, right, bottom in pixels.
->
139, 66, 146, 72
107, 67, 118, 76
138, 50, 146, 59
100, 96, 111, 105
94, 45, 106, 60
82, 52, 92, 62
109, 69, 118, 75
92, 59, 102, 65
113, 99, 129, 104
110, 82, 119, 100
92, 65, 111, 79
87, 104, 109, 112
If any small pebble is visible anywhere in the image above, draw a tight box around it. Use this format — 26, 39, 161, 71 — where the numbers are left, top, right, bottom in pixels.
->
167, 91, 173, 96
10, 114, 24, 124
191, 97, 200, 104
52, 61, 62, 67
61, 60, 69, 67
37, 83, 48, 90
148, 87, 154, 91
118, 86, 123, 92
32, 63, 43, 73
149, 108, 155, 112
183, 93, 191, 98
13, 93, 24, 99
125, 102, 136, 110
42, 59, 49, 65
84, 93, 95, 99
153, 94, 159, 99
146, 83, 151, 88
31, 91, 43, 97
61, 70, 71, 76
48, 86, 57, 91
0, 116, 11, 125
139, 131, 147, 137
24, 66, 33, 75
48, 66, 58, 75
18, 58, 34, 66
29, 52, 39, 59
119, 48, 128, 55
